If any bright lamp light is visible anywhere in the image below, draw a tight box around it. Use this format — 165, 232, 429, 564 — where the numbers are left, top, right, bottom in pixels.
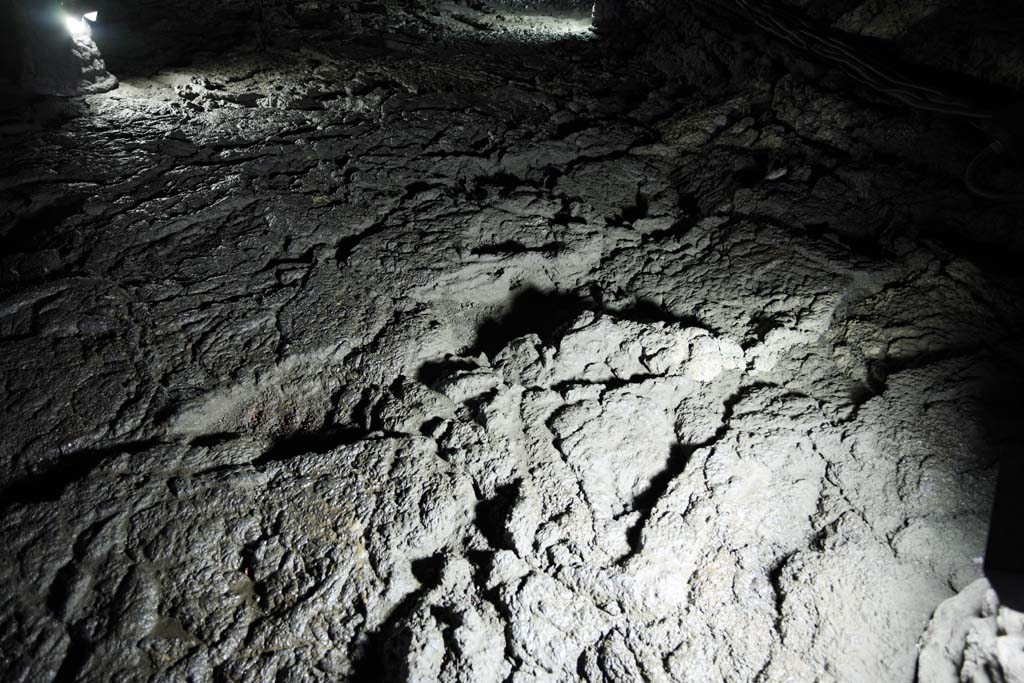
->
83, 11, 98, 21
64, 14, 90, 36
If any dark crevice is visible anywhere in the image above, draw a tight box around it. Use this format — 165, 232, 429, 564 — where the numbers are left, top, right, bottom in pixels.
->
472, 286, 722, 362
430, 604, 464, 662
254, 427, 370, 465
553, 116, 592, 139
733, 152, 772, 188
417, 356, 485, 387
630, 442, 696, 513
189, 432, 242, 448
606, 187, 649, 226
411, 553, 447, 586
470, 240, 566, 257
472, 287, 591, 359
334, 218, 394, 264
550, 196, 587, 227
596, 294, 717, 332
549, 374, 660, 394
402, 180, 445, 199
0, 439, 164, 508
474, 481, 519, 551
642, 216, 700, 242
744, 313, 785, 349
352, 385, 380, 431
767, 552, 795, 638
862, 343, 994, 398
53, 630, 91, 683
350, 579, 434, 683
46, 562, 81, 617
622, 383, 769, 558
464, 172, 530, 200
257, 246, 316, 273
0, 194, 87, 254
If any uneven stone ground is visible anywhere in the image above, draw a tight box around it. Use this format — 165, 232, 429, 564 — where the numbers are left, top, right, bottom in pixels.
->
2, 2, 1024, 681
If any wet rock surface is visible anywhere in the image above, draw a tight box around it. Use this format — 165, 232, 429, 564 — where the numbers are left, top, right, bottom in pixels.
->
2, 1, 1024, 681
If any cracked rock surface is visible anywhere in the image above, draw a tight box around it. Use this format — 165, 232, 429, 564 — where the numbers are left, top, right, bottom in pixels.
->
2, 1, 1024, 681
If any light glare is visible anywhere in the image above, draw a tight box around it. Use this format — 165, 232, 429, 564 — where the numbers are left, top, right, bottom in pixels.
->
64, 14, 90, 36
83, 11, 98, 22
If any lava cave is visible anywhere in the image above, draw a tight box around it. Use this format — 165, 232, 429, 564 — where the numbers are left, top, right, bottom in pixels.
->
2, 0, 1024, 681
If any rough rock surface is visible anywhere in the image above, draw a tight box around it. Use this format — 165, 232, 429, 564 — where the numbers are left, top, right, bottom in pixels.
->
918, 579, 1024, 683
2, 1, 1024, 681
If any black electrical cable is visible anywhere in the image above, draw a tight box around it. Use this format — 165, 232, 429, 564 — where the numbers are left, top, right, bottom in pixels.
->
965, 141, 1024, 203
730, 0, 995, 120
649, 0, 1024, 200
709, 0, 1024, 200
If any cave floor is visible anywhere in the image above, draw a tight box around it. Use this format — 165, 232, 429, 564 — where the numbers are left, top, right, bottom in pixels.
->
2, 4, 1024, 681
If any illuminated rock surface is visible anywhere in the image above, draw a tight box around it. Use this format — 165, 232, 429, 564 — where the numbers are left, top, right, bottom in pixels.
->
918, 579, 1024, 683
1, 1, 1023, 681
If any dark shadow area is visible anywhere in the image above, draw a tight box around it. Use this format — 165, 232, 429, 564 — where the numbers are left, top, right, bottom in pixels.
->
605, 187, 649, 227
0, 0, 22, 83
986, 452, 1024, 610
743, 313, 785, 349
88, 0, 259, 77
349, 553, 447, 683
472, 286, 721, 361
52, 628, 91, 683
597, 293, 715, 331
472, 287, 590, 358
188, 432, 242, 448
720, 0, 1023, 114
630, 442, 695, 514
416, 356, 482, 387
255, 427, 369, 465
0, 438, 162, 508
474, 481, 519, 551
464, 172, 531, 201
0, 193, 86, 256
895, 0, 1024, 97
469, 240, 566, 257
410, 553, 446, 585
979, 317, 1024, 609
624, 442, 698, 556
624, 383, 766, 556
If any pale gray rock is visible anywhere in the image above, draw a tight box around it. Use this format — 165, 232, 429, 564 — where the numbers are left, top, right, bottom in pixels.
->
918, 579, 1024, 683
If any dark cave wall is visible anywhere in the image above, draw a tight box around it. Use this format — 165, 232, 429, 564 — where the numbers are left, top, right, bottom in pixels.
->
68, 0, 598, 76
790, 0, 1024, 91
0, 0, 22, 80
484, 0, 593, 12
85, 0, 260, 74
49, 0, 379, 75
4, 0, 254, 78
644, 0, 1024, 92
9, 0, 1024, 95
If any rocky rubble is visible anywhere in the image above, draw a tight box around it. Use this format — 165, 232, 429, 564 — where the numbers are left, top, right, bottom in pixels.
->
0, 307, 1011, 681
919, 579, 1024, 683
